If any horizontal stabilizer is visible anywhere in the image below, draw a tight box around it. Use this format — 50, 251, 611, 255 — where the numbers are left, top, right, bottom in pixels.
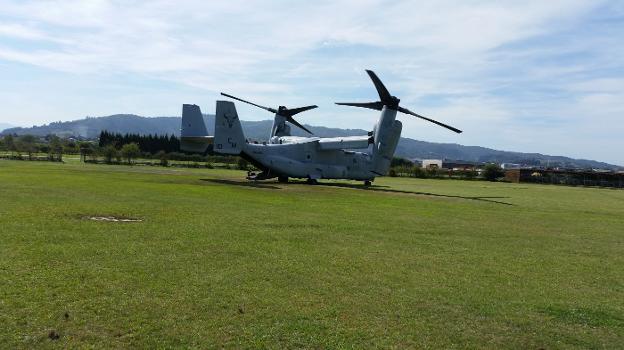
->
180, 136, 214, 154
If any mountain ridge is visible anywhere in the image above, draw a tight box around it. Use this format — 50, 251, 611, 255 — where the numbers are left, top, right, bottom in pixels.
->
0, 123, 15, 132
2, 114, 621, 169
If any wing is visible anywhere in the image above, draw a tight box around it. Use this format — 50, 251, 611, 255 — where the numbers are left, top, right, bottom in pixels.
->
317, 136, 371, 150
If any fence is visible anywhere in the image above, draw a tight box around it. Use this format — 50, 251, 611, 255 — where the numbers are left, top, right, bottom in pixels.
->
505, 169, 624, 188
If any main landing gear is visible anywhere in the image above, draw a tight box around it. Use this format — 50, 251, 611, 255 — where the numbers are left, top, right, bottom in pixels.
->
247, 171, 274, 181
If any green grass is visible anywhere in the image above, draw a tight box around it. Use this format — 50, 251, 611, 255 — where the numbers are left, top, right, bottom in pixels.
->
1, 160, 623, 349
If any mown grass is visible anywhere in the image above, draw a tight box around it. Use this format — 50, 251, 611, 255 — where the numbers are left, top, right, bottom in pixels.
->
0, 160, 623, 349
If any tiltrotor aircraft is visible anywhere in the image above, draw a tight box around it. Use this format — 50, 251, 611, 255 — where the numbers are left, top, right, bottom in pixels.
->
180, 70, 461, 185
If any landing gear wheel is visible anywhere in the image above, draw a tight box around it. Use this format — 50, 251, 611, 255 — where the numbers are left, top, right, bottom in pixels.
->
278, 176, 289, 183
364, 180, 372, 187
307, 178, 318, 185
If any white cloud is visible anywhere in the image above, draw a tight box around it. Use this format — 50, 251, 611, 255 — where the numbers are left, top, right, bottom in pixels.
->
0, 0, 622, 164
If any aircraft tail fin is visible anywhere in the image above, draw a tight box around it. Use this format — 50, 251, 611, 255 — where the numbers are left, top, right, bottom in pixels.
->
180, 104, 213, 154
214, 100, 245, 155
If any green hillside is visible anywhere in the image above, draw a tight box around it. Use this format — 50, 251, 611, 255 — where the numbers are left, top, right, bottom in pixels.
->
1, 160, 623, 348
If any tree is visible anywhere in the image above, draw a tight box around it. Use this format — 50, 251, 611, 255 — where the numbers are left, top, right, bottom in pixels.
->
4, 135, 16, 155
482, 163, 503, 181
391, 157, 413, 168
63, 139, 78, 154
98, 130, 181, 154
102, 145, 118, 164
49, 135, 63, 161
79, 142, 94, 162
121, 143, 140, 164
17, 135, 37, 160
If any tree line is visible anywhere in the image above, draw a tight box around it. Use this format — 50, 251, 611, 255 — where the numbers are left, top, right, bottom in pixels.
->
0, 134, 72, 161
0, 133, 245, 168
98, 131, 180, 154
2, 133, 502, 179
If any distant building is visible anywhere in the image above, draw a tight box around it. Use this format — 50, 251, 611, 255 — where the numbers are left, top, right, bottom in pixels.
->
442, 161, 478, 171
422, 159, 443, 169
500, 163, 521, 170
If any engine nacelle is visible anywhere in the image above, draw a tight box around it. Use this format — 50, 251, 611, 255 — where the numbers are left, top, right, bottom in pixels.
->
371, 119, 402, 175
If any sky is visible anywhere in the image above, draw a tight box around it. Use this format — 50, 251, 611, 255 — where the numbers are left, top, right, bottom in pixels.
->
0, 1, 623, 165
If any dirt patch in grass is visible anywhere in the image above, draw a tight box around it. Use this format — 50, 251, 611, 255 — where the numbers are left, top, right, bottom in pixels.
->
48, 330, 60, 340
83, 215, 143, 222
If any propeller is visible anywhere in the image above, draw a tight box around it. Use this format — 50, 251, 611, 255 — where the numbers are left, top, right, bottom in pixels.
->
221, 92, 316, 134
336, 70, 462, 134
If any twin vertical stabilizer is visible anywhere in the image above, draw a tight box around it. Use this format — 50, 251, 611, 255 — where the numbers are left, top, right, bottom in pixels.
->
179, 102, 245, 155
180, 104, 214, 154
214, 101, 245, 155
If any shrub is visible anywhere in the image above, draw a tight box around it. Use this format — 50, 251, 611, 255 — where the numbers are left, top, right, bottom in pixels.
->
408, 166, 424, 178
237, 158, 249, 170
482, 163, 503, 181
156, 150, 168, 167
426, 167, 439, 178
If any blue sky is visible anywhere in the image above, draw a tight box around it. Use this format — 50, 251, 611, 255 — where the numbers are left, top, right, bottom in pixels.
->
0, 0, 623, 165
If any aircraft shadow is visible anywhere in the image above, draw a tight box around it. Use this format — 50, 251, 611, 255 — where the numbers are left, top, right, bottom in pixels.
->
199, 178, 513, 205
317, 182, 514, 206
199, 178, 281, 190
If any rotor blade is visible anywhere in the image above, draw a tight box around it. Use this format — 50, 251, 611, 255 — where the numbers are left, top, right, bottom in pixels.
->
398, 106, 463, 134
286, 117, 313, 134
281, 105, 317, 118
220, 93, 277, 114
335, 101, 384, 111
365, 70, 393, 103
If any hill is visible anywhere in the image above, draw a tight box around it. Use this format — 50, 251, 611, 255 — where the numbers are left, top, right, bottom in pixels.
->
1, 115, 370, 140
3, 115, 181, 139
2, 114, 620, 169
0, 123, 15, 133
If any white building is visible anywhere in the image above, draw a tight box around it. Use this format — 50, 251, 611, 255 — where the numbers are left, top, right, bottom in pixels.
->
500, 163, 521, 170
422, 159, 443, 169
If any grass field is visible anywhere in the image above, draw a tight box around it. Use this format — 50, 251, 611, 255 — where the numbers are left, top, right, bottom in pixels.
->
1, 160, 623, 348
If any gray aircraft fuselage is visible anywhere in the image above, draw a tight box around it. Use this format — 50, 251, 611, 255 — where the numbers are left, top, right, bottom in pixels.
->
211, 100, 402, 182
241, 139, 374, 180
180, 102, 402, 182
180, 70, 460, 183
